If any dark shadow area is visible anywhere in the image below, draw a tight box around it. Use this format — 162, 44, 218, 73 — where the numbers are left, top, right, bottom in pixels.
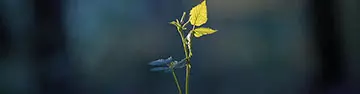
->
309, 0, 346, 93
30, 0, 75, 94
0, 13, 10, 59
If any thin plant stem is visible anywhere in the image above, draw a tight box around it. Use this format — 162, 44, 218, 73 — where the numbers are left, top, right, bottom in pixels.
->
176, 28, 189, 60
171, 70, 182, 94
180, 12, 186, 23
176, 24, 190, 94
183, 20, 190, 28
177, 17, 196, 94
185, 63, 190, 94
185, 25, 195, 94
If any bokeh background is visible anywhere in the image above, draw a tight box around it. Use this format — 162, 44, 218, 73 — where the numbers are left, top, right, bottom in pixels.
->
0, 0, 359, 94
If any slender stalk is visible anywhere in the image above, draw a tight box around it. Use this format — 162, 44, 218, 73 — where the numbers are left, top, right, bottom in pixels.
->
183, 20, 190, 28
176, 17, 195, 94
171, 70, 182, 94
185, 63, 190, 94
176, 25, 190, 94
180, 12, 186, 23
184, 25, 195, 94
176, 28, 189, 60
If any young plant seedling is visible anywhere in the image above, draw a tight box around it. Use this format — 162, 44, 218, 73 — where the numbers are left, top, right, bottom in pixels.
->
149, 0, 217, 94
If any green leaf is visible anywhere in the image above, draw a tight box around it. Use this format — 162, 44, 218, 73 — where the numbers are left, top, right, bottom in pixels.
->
193, 27, 217, 38
189, 0, 207, 26
170, 20, 181, 27
170, 20, 183, 31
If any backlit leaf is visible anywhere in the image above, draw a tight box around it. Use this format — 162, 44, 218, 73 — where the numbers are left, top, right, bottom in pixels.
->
189, 0, 207, 26
193, 27, 217, 37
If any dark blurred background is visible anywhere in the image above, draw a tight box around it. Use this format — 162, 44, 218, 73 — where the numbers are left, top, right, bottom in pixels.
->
0, 0, 359, 94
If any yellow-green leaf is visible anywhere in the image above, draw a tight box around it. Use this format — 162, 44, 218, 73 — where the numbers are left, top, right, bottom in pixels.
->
170, 21, 181, 27
189, 0, 207, 26
193, 27, 217, 37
